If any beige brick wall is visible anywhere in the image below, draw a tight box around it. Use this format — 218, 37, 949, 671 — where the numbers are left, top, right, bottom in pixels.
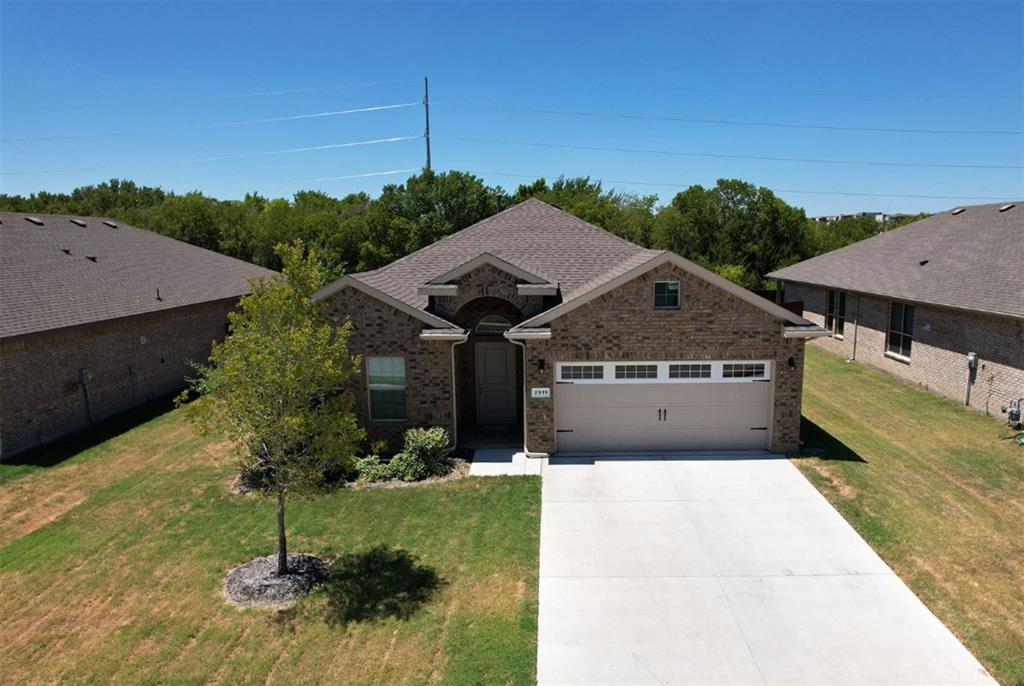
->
523, 265, 806, 453
787, 283, 1024, 415
0, 299, 236, 459
324, 287, 454, 453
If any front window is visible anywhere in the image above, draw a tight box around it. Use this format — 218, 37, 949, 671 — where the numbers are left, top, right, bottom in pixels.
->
825, 290, 846, 338
887, 303, 914, 359
654, 281, 680, 309
367, 356, 406, 420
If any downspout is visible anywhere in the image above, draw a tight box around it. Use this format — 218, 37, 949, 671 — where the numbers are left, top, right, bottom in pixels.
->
508, 337, 550, 459
850, 294, 861, 361
446, 336, 468, 453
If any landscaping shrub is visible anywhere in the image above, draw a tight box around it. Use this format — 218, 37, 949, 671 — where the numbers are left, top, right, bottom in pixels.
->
402, 427, 449, 475
387, 451, 430, 482
354, 455, 391, 483
353, 428, 451, 483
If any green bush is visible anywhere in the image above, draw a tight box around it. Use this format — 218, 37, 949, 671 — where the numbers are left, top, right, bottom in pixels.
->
402, 427, 449, 474
387, 451, 430, 481
354, 427, 450, 483
355, 454, 391, 483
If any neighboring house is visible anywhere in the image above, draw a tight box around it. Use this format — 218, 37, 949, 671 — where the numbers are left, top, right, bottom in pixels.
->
0, 212, 274, 459
811, 211, 911, 225
316, 199, 825, 455
770, 201, 1023, 416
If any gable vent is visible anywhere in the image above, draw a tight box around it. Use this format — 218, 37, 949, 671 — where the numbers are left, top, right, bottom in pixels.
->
951, 207, 966, 215
102, 220, 118, 228
70, 219, 87, 227
998, 203, 1015, 212
25, 216, 44, 226
85, 255, 97, 263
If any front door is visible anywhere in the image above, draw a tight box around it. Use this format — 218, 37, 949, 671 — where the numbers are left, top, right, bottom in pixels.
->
476, 342, 517, 423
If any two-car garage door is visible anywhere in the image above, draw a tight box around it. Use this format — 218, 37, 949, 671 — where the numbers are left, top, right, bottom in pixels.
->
554, 361, 772, 452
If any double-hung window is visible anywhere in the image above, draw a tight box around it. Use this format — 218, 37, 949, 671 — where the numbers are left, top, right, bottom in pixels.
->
367, 356, 406, 421
887, 303, 914, 359
825, 290, 846, 338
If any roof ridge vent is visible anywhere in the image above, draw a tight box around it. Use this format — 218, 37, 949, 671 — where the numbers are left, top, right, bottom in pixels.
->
25, 216, 44, 226
102, 220, 118, 228
951, 207, 966, 215
85, 255, 98, 263
998, 203, 1015, 212
70, 219, 87, 227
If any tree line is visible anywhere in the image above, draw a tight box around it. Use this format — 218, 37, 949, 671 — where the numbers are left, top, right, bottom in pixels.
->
0, 172, 924, 288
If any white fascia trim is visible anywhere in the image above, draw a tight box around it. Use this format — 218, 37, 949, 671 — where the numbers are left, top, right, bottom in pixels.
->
504, 328, 552, 340
783, 326, 831, 339
427, 252, 549, 285
419, 329, 468, 341
313, 275, 456, 329
517, 283, 559, 296
510, 252, 811, 332
417, 284, 459, 297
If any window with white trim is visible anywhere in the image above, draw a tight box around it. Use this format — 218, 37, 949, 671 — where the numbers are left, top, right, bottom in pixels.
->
887, 303, 914, 359
722, 363, 766, 378
654, 281, 680, 309
825, 290, 846, 338
367, 356, 406, 421
561, 364, 604, 380
669, 363, 711, 379
615, 364, 658, 379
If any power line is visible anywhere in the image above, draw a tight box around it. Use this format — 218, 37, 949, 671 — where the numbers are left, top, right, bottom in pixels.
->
1, 135, 421, 176
509, 79, 1024, 102
1, 78, 421, 112
258, 168, 420, 187
467, 169, 1015, 202
436, 135, 1022, 171
1, 103, 419, 143
433, 102, 1024, 136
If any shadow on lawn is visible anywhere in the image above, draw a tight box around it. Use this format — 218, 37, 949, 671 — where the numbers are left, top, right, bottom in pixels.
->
322, 545, 444, 625
2, 392, 178, 471
795, 417, 868, 463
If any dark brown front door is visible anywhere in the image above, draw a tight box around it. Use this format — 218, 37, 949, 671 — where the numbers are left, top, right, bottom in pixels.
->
476, 342, 516, 423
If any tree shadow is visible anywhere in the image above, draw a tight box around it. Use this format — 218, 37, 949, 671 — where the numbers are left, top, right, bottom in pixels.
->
322, 545, 444, 626
795, 417, 868, 463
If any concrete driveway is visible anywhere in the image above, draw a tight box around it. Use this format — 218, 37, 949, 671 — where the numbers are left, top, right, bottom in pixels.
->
537, 453, 996, 686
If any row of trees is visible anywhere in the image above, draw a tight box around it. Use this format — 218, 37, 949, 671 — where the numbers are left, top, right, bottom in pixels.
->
0, 172, 922, 287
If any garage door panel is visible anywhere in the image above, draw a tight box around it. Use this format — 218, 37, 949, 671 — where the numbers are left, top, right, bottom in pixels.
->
557, 427, 769, 453
560, 404, 769, 431
557, 382, 770, 408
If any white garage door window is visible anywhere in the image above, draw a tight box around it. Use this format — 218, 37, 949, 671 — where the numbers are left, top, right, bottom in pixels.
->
554, 360, 773, 453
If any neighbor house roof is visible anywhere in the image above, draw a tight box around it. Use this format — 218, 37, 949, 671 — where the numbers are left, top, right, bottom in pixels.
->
315, 198, 813, 332
768, 201, 1024, 320
0, 212, 276, 338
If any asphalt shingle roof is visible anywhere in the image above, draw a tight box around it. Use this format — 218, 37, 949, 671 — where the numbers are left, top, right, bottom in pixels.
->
768, 202, 1024, 319
1, 212, 276, 338
352, 198, 657, 312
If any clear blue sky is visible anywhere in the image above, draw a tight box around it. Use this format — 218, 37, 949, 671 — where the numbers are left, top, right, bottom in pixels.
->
2, 1, 1021, 215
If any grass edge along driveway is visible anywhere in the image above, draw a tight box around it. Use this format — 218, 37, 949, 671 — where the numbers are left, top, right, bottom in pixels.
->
795, 346, 1024, 686
0, 410, 540, 685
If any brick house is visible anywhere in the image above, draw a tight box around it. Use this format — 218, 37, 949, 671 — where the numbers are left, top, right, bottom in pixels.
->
0, 212, 274, 459
316, 199, 825, 455
770, 201, 1023, 416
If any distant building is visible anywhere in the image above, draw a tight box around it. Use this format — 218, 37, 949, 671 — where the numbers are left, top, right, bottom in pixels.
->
0, 213, 274, 459
771, 202, 1024, 416
811, 211, 912, 225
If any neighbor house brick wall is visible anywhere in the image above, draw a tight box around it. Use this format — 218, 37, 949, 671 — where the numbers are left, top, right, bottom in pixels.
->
786, 283, 1024, 415
324, 287, 454, 452
524, 265, 806, 453
0, 299, 236, 459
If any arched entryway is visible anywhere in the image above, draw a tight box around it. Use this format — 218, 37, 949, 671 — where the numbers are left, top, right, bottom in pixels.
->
453, 297, 524, 448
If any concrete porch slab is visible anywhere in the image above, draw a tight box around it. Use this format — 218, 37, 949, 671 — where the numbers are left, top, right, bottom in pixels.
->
468, 449, 543, 476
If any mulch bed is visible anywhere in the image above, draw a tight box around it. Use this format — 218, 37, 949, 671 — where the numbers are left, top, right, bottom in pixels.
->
223, 553, 329, 609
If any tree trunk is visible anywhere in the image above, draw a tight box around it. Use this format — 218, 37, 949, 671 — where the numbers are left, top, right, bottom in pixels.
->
276, 490, 288, 576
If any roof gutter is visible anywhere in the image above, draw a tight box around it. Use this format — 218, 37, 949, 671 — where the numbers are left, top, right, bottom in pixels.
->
783, 325, 831, 339
419, 329, 468, 341
504, 327, 552, 340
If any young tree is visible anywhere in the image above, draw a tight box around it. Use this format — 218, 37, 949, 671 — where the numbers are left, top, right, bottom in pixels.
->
180, 241, 364, 575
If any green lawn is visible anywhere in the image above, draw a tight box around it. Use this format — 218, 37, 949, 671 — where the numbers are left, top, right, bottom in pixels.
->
796, 346, 1024, 686
0, 410, 540, 685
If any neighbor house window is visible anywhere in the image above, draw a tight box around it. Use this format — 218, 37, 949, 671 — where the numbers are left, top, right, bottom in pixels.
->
561, 364, 604, 380
722, 363, 766, 379
825, 290, 846, 338
887, 303, 914, 359
654, 281, 680, 309
615, 364, 658, 379
367, 356, 406, 421
669, 363, 711, 379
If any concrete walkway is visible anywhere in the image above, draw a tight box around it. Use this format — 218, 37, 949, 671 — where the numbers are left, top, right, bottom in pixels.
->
537, 452, 996, 686
468, 449, 542, 476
